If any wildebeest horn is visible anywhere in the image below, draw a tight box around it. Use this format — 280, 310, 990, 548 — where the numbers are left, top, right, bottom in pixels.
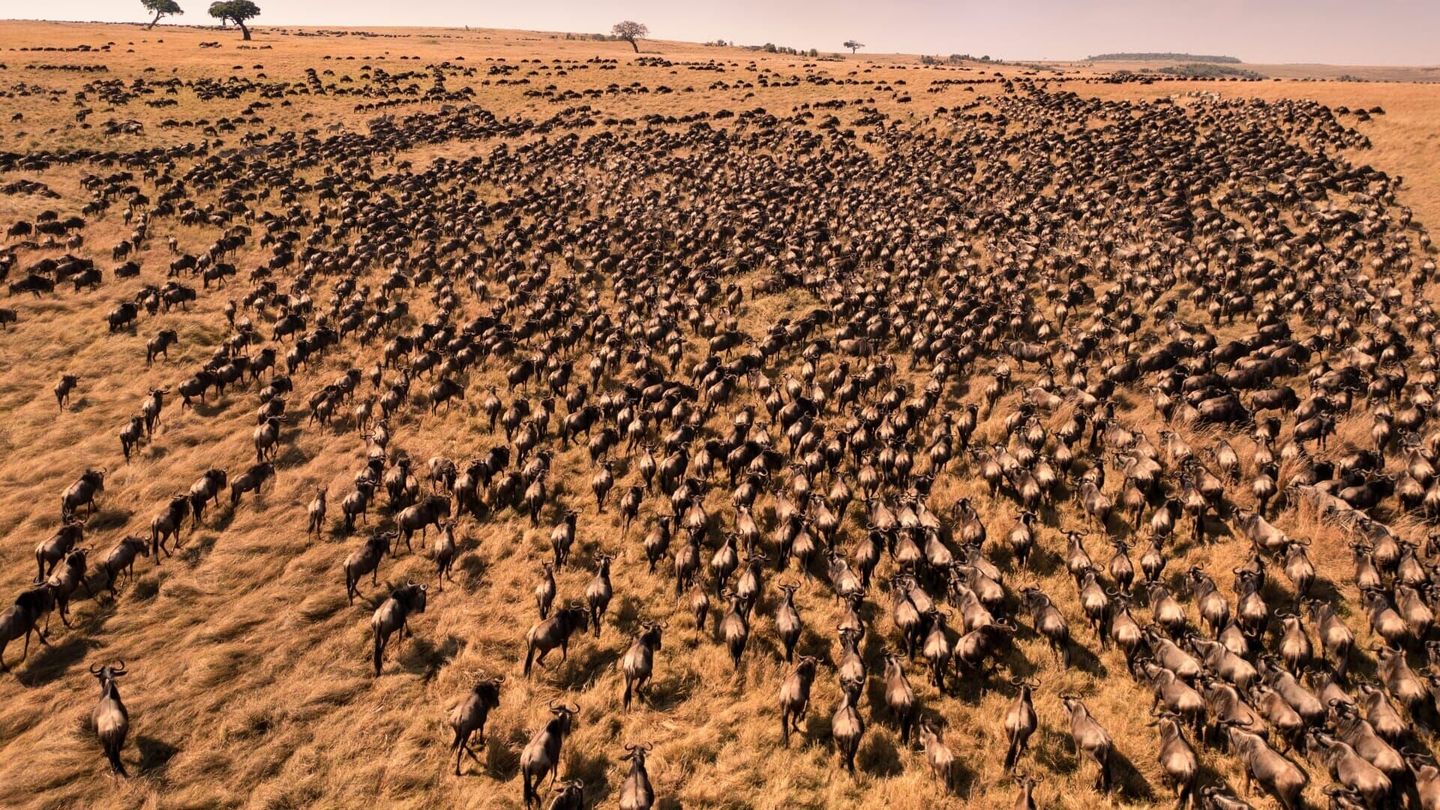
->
89, 663, 102, 675
113, 660, 126, 674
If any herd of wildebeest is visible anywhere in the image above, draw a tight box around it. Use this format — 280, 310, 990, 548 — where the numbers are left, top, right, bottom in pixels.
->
3, 41, 1440, 809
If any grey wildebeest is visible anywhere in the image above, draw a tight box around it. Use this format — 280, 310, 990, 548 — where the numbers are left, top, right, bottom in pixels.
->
396, 494, 451, 553
45, 549, 91, 627
119, 417, 146, 463
35, 518, 84, 583
1225, 720, 1308, 810
448, 675, 503, 775
188, 468, 227, 526
150, 494, 190, 559
54, 374, 78, 410
520, 702, 579, 807
621, 620, 663, 710
918, 719, 958, 791
779, 654, 819, 747
618, 743, 655, 810
1061, 695, 1113, 792
344, 531, 395, 605
1004, 678, 1038, 771
1153, 712, 1199, 810
524, 603, 589, 676
61, 468, 105, 519
371, 582, 427, 675
307, 486, 327, 537
0, 586, 55, 670
832, 675, 865, 773
102, 536, 149, 596
230, 462, 274, 506
90, 661, 130, 776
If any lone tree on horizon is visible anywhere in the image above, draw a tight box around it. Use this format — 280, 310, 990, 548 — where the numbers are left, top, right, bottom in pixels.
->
612, 21, 648, 53
209, 0, 260, 40
843, 40, 864, 54
142, 0, 183, 29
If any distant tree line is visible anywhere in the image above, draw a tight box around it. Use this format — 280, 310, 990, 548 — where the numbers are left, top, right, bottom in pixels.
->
920, 54, 993, 65
1153, 63, 1262, 79
1088, 52, 1240, 63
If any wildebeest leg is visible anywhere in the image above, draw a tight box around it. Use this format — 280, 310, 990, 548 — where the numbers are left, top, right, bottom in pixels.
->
453, 730, 467, 775
461, 736, 482, 770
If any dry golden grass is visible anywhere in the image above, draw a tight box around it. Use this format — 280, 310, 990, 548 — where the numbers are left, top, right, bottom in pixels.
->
0, 19, 1438, 810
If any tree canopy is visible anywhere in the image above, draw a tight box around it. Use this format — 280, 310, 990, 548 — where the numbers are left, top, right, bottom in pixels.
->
843, 40, 864, 54
142, 0, 183, 29
141, 0, 182, 29
611, 21, 648, 53
209, 0, 260, 40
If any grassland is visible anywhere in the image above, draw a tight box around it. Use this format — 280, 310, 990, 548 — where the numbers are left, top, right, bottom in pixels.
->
0, 19, 1438, 810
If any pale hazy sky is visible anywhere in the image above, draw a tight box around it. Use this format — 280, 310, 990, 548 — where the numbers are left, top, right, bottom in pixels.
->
10, 0, 1439, 65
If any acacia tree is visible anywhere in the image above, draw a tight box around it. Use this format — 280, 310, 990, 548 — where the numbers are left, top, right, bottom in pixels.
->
209, 0, 260, 40
142, 0, 183, 29
611, 21, 648, 53
843, 40, 864, 54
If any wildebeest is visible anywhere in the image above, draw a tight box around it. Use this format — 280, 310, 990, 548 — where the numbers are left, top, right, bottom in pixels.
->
0, 587, 55, 671
35, 518, 84, 583
448, 676, 503, 775
618, 743, 655, 810
1060, 695, 1113, 792
343, 531, 394, 605
188, 468, 227, 526
371, 582, 427, 675
779, 654, 819, 747
230, 462, 274, 506
61, 468, 105, 519
146, 329, 178, 364
395, 494, 451, 552
621, 620, 662, 710
90, 661, 130, 776
101, 536, 150, 596
524, 603, 589, 676
54, 374, 78, 410
520, 703, 579, 807
45, 549, 91, 626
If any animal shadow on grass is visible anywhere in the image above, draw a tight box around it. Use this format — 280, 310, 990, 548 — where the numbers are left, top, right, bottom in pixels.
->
563, 644, 622, 690
564, 748, 613, 803
858, 731, 905, 778
137, 735, 179, 774
457, 551, 488, 585
212, 508, 239, 532
1108, 747, 1155, 802
401, 632, 461, 681
87, 508, 133, 533
485, 727, 525, 780
177, 532, 219, 565
1064, 641, 1107, 678
274, 444, 310, 467
192, 400, 229, 419
643, 671, 696, 712
20, 634, 100, 686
